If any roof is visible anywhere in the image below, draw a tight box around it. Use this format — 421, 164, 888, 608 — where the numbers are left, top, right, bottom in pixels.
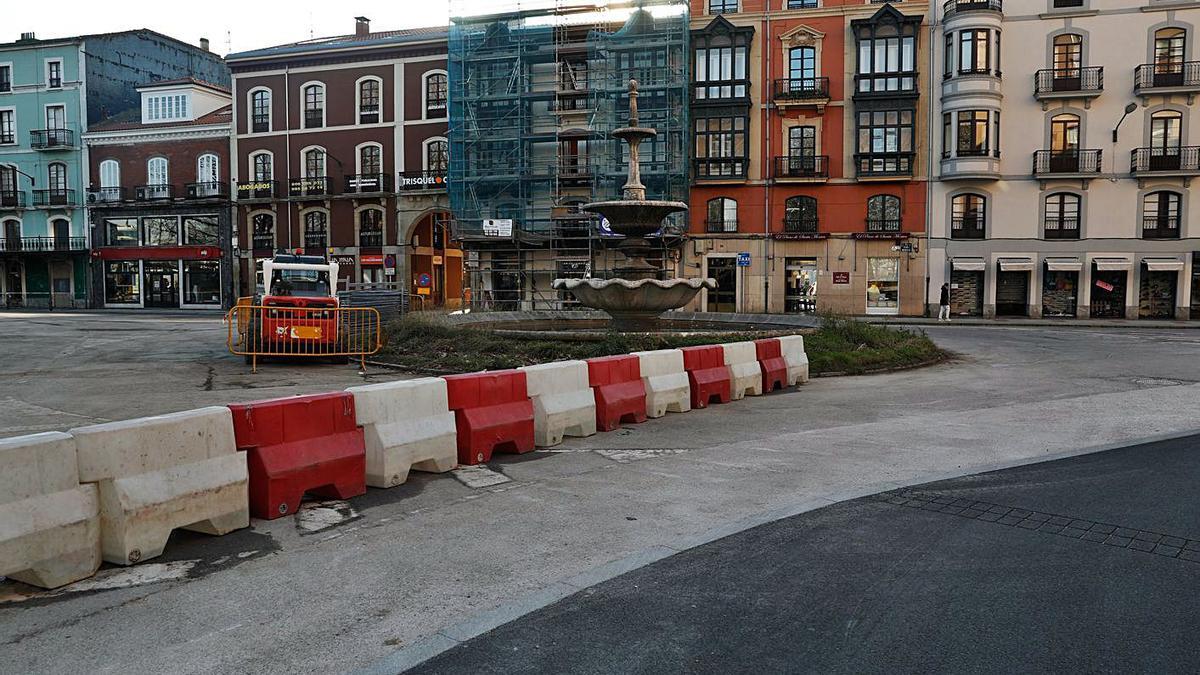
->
138, 77, 230, 94
227, 25, 447, 61
87, 104, 232, 133
0, 28, 218, 56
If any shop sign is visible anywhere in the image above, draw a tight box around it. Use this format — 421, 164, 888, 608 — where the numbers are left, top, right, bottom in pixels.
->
482, 219, 514, 237
332, 255, 355, 268
832, 272, 850, 285
1095, 280, 1115, 292
736, 252, 751, 267
349, 175, 383, 191
237, 182, 273, 193
398, 172, 447, 191
361, 254, 385, 266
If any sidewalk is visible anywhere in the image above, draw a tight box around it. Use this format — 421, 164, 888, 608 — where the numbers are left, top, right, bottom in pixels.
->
864, 316, 1200, 329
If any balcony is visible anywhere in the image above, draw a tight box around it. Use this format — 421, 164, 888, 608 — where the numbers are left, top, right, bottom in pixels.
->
1142, 217, 1180, 240
1043, 218, 1080, 239
943, 0, 1002, 17
236, 180, 278, 200
89, 187, 126, 204
30, 129, 75, 150
185, 181, 230, 200
1130, 147, 1200, 177
865, 219, 902, 233
1033, 67, 1103, 103
344, 173, 393, 194
397, 170, 447, 192
772, 78, 830, 105
693, 158, 747, 181
950, 218, 986, 240
289, 177, 331, 198
1, 190, 26, 209
773, 155, 829, 181
0, 236, 86, 252
855, 152, 915, 179
704, 220, 738, 234
32, 189, 75, 207
1134, 62, 1200, 99
1032, 149, 1102, 177
782, 217, 819, 235
134, 184, 174, 201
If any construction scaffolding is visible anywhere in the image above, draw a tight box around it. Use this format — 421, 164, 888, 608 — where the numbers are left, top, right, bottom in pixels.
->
448, 0, 690, 311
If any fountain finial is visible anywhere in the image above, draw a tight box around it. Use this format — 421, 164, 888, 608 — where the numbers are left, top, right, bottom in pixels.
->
628, 78, 639, 126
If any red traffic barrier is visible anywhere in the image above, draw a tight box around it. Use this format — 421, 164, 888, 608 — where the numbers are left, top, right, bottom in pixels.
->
586, 355, 647, 432
680, 346, 732, 409
755, 338, 788, 393
443, 370, 535, 465
228, 392, 366, 520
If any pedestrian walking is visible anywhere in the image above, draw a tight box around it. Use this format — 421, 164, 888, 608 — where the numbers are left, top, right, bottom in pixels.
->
938, 283, 951, 322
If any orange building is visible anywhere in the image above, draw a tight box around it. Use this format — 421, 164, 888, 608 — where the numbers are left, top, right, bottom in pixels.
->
682, 0, 928, 316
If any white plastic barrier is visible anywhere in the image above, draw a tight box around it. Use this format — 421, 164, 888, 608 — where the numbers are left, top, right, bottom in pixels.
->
0, 432, 101, 588
520, 360, 597, 447
632, 349, 691, 418
721, 341, 763, 400
778, 334, 810, 385
71, 407, 249, 566
347, 378, 458, 487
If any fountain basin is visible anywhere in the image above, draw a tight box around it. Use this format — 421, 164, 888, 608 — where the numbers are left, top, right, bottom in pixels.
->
552, 277, 716, 331
582, 200, 688, 239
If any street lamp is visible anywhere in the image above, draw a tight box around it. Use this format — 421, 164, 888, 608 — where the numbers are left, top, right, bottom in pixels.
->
1112, 102, 1138, 143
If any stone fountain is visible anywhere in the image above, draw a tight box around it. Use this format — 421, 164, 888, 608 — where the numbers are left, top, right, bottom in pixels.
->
552, 79, 715, 331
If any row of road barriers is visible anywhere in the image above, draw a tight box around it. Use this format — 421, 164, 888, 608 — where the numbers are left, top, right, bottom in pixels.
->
0, 336, 808, 590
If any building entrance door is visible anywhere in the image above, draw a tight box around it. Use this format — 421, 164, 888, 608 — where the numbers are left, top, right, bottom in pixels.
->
950, 270, 984, 316
1090, 269, 1127, 318
143, 261, 179, 308
707, 257, 737, 313
3, 264, 22, 307
995, 270, 1029, 316
1139, 270, 1176, 319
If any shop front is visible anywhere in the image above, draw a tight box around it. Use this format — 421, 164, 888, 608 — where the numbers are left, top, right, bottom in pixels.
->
784, 257, 818, 314
1090, 257, 1131, 319
1042, 257, 1081, 318
995, 257, 1034, 317
1139, 258, 1183, 319
1192, 252, 1200, 320
706, 256, 738, 313
98, 247, 223, 309
949, 257, 985, 317
865, 257, 900, 316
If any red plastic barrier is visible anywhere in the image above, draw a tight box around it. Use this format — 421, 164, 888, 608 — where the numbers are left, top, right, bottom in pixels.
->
228, 392, 366, 520
586, 355, 647, 432
680, 346, 731, 409
443, 370, 535, 465
755, 338, 788, 393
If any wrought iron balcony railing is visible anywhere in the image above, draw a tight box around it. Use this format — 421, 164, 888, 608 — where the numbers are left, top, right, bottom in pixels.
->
1043, 218, 1080, 239
90, 187, 126, 203
950, 218, 986, 239
0, 190, 26, 208
32, 188, 75, 207
1130, 146, 1200, 174
943, 0, 1002, 16
866, 219, 902, 232
289, 177, 332, 198
1134, 62, 1200, 91
185, 181, 229, 199
772, 77, 830, 102
344, 173, 393, 194
0, 236, 86, 252
1142, 217, 1180, 239
30, 128, 75, 149
704, 219, 737, 233
1032, 149, 1102, 175
783, 217, 819, 234
134, 184, 174, 201
774, 155, 829, 179
1034, 67, 1103, 96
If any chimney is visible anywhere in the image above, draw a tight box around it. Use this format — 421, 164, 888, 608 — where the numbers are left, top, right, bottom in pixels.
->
355, 16, 370, 37
19, 32, 36, 42
199, 37, 210, 51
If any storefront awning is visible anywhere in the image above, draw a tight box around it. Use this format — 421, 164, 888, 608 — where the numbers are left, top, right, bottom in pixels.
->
997, 257, 1035, 272
1044, 257, 1082, 272
1093, 257, 1133, 271
951, 257, 986, 271
1143, 258, 1185, 272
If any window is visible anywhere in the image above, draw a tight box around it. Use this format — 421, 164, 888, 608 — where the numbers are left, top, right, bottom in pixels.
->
706, 197, 737, 232
105, 261, 140, 304
251, 213, 275, 250
958, 30, 990, 74
197, 153, 219, 184
709, 0, 738, 13
0, 65, 10, 93
789, 126, 816, 158
1050, 113, 1080, 153
251, 89, 271, 133
184, 216, 219, 245
303, 148, 326, 178
1052, 34, 1082, 75
788, 0, 817, 7
46, 60, 62, 88
956, 110, 989, 156
855, 21, 917, 93
48, 162, 67, 193
695, 44, 749, 99
105, 218, 138, 246
0, 110, 12, 144
425, 138, 449, 172
359, 209, 384, 247
944, 33, 954, 79
425, 72, 447, 118
866, 194, 901, 231
303, 84, 324, 128
1142, 191, 1181, 239
303, 211, 328, 249
99, 160, 120, 188
789, 47, 816, 84
1044, 193, 1080, 238
942, 113, 952, 158
784, 196, 818, 232
1154, 29, 1186, 72
143, 217, 178, 246
359, 79, 381, 124
252, 152, 273, 181
147, 157, 169, 200
359, 144, 382, 176
695, 116, 747, 177
857, 110, 914, 174
1150, 111, 1182, 154
866, 257, 900, 313
46, 105, 65, 130
1052, 0, 1084, 7
183, 261, 221, 305
147, 94, 189, 122
951, 194, 986, 239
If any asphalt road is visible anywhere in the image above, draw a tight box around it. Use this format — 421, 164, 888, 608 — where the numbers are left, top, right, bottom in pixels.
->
412, 435, 1200, 675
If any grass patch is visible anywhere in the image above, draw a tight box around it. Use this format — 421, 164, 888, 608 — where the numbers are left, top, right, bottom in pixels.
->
375, 313, 945, 376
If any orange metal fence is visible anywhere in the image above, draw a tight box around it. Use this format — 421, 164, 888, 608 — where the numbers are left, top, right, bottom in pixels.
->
225, 304, 383, 372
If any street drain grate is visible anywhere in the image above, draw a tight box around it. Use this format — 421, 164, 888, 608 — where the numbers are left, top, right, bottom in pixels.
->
876, 490, 1200, 563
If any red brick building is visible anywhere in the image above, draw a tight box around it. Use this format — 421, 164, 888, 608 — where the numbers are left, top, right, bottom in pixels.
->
227, 17, 461, 306
83, 78, 233, 309
684, 1, 928, 316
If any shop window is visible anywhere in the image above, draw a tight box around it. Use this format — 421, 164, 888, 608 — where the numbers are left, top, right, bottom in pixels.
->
866, 257, 899, 314
105, 261, 140, 304
1042, 268, 1078, 317
105, 218, 138, 246
183, 261, 221, 305
304, 211, 328, 249
184, 216, 219, 245
142, 216, 178, 246
785, 258, 818, 313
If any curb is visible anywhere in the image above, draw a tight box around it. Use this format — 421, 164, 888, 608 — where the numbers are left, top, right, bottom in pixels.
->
813, 353, 952, 378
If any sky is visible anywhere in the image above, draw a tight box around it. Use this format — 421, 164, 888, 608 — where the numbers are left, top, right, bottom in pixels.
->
6, 0, 456, 55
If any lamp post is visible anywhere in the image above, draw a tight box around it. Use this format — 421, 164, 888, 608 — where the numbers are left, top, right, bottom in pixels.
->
1112, 102, 1138, 143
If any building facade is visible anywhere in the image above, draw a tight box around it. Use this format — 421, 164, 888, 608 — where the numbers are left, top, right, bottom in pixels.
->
83, 79, 234, 309
930, 0, 1200, 319
682, 0, 929, 316
227, 18, 461, 306
0, 30, 227, 308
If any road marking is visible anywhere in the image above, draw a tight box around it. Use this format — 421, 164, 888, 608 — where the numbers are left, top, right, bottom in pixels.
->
452, 465, 512, 488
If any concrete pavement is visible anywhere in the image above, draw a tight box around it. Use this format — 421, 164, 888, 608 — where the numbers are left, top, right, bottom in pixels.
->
2, 315, 1200, 673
